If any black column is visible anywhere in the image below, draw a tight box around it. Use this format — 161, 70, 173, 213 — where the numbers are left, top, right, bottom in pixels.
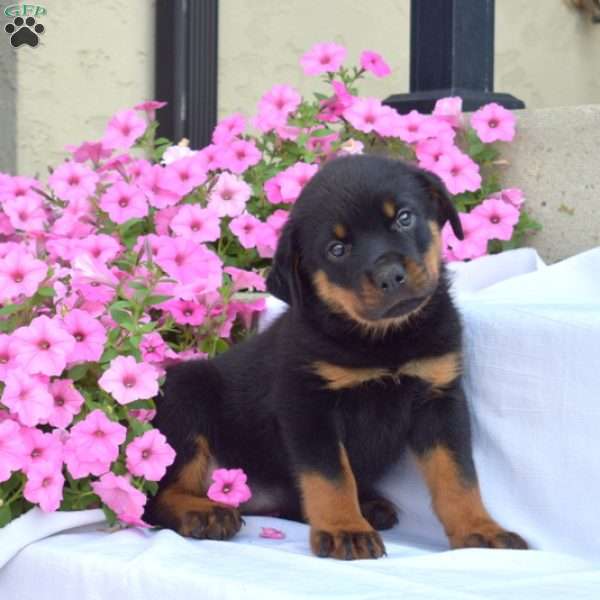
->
155, 0, 219, 148
384, 0, 525, 114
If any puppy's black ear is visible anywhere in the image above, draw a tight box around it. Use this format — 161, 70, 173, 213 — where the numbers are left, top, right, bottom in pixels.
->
266, 219, 304, 306
418, 169, 464, 240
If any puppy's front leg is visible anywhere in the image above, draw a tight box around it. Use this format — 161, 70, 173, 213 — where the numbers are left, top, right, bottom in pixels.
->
409, 383, 528, 550
281, 402, 385, 560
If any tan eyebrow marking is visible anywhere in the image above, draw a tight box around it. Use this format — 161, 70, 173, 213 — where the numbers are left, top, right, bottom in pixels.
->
333, 223, 347, 239
383, 200, 396, 218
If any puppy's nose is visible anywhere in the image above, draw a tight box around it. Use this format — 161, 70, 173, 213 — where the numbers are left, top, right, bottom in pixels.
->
373, 263, 406, 293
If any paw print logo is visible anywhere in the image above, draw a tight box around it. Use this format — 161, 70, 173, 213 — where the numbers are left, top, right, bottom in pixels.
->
4, 16, 45, 48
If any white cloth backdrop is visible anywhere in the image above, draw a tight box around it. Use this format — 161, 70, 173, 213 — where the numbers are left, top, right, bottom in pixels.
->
1, 247, 600, 599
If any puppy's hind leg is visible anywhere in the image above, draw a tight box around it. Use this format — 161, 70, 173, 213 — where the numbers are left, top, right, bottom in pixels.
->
144, 362, 242, 540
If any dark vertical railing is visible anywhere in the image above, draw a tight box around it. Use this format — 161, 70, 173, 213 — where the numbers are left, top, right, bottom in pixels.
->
155, 0, 219, 148
385, 0, 525, 114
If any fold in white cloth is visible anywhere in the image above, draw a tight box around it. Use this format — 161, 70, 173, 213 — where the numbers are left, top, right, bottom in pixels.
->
1, 247, 599, 599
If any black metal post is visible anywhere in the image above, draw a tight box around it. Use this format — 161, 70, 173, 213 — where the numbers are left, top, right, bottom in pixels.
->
155, 0, 219, 148
384, 0, 525, 114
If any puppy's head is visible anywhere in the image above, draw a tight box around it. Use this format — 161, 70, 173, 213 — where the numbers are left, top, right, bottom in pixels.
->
267, 155, 463, 329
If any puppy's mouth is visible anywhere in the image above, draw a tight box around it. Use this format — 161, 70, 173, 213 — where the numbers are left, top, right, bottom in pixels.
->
361, 293, 431, 322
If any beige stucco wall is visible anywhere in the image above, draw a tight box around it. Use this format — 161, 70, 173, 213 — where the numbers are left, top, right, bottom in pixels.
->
2, 0, 600, 181
219, 0, 600, 117
6, 0, 155, 178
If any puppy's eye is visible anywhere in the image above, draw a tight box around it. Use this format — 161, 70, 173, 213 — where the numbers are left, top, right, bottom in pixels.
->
395, 209, 414, 229
327, 241, 348, 259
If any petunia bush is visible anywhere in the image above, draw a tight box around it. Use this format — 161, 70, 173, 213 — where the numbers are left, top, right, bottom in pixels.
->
0, 43, 539, 528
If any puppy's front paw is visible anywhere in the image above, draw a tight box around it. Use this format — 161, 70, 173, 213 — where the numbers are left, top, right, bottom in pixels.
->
451, 523, 528, 550
181, 505, 242, 540
310, 527, 386, 560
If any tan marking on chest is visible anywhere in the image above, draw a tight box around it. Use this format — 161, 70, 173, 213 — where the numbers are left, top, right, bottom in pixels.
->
396, 352, 461, 388
312, 351, 461, 391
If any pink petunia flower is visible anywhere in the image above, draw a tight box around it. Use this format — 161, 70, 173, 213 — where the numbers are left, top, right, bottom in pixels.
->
318, 81, 354, 123
170, 204, 221, 243
432, 147, 482, 195
259, 85, 301, 119
300, 42, 347, 75
260, 527, 286, 540
47, 379, 85, 429
0, 175, 40, 203
0, 248, 47, 301
126, 159, 153, 184
470, 198, 520, 241
416, 138, 456, 171
140, 332, 168, 363
126, 429, 176, 481
65, 139, 112, 164
21, 427, 63, 475
91, 472, 147, 527
394, 110, 448, 144
360, 50, 391, 78
0, 333, 20, 382
138, 164, 182, 209
74, 234, 123, 263
207, 468, 252, 508
491, 187, 524, 209
162, 155, 207, 196
471, 102, 516, 143
255, 222, 278, 259
24, 461, 64, 512
1, 373, 53, 426
219, 139, 261, 175
433, 97, 463, 128
442, 212, 490, 261
343, 97, 389, 134
306, 130, 339, 155
134, 100, 168, 121
129, 409, 157, 423
155, 237, 222, 289
103, 109, 147, 150
63, 409, 127, 478
224, 266, 266, 292
48, 161, 99, 204
98, 355, 159, 405
229, 213, 263, 249
3, 195, 47, 232
99, 181, 149, 224
212, 113, 246, 145
0, 419, 26, 482
63, 309, 108, 363
267, 162, 318, 205
163, 299, 208, 326
208, 172, 252, 217
12, 316, 75, 377
195, 144, 224, 172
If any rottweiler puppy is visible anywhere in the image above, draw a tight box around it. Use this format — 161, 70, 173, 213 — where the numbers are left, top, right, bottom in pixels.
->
146, 155, 528, 559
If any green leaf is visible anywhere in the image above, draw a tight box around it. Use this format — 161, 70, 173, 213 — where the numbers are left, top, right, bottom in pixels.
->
310, 127, 333, 137
0, 503, 12, 527
0, 304, 22, 316
145, 294, 172, 306
37, 286, 55, 298
99, 347, 119, 364
67, 363, 89, 382
144, 481, 159, 496
102, 505, 117, 527
110, 308, 133, 327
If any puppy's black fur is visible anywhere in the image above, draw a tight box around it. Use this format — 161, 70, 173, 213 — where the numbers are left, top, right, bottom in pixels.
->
145, 156, 527, 558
